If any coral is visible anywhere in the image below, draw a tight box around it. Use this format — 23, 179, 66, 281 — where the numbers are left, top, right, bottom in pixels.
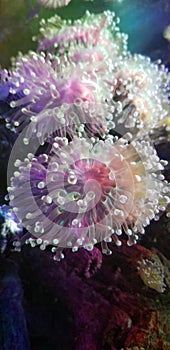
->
124, 309, 170, 350
11, 239, 170, 350
137, 253, 166, 293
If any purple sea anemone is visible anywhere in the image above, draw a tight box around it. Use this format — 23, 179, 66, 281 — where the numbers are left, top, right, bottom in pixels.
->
7, 134, 169, 260
0, 52, 111, 138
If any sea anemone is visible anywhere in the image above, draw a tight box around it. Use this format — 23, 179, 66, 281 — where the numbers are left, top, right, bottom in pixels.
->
109, 54, 170, 133
0, 52, 111, 138
1, 10, 169, 262
36, 0, 71, 8
35, 11, 128, 58
7, 134, 169, 260
34, 11, 169, 136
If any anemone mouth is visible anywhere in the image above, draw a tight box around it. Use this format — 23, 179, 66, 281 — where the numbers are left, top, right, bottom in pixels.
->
31, 156, 118, 228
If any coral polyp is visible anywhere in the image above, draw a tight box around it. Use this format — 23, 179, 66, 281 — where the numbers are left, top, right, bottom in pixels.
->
8, 135, 169, 260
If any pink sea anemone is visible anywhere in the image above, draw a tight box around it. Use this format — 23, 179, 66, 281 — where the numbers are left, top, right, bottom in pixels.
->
8, 134, 169, 260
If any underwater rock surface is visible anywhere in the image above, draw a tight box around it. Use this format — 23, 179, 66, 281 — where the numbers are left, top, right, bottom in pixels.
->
0, 258, 30, 350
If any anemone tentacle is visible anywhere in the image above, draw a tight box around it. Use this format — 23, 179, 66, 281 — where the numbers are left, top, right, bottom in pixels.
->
8, 135, 170, 259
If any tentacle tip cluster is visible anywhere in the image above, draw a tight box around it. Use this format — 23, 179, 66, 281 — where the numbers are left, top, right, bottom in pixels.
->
0, 10, 169, 261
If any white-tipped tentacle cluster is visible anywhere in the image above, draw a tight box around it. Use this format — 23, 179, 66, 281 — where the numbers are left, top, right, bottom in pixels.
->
110, 55, 170, 132
3, 51, 112, 138
35, 11, 128, 58
36, 0, 71, 8
8, 134, 170, 260
1, 10, 169, 261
